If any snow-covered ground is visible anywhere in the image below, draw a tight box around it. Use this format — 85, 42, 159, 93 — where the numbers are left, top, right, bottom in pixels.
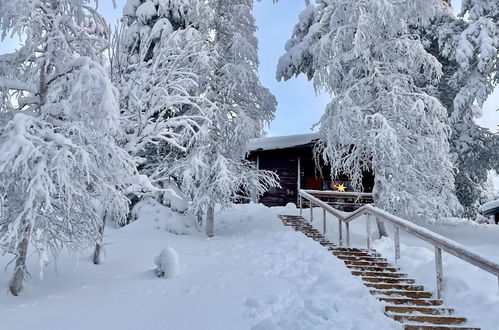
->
306, 207, 499, 330
0, 202, 400, 330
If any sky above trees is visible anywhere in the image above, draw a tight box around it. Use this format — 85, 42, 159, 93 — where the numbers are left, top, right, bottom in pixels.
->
0, 0, 496, 136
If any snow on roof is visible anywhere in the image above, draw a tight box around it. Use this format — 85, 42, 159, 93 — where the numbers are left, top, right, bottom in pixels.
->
247, 132, 320, 151
478, 200, 499, 216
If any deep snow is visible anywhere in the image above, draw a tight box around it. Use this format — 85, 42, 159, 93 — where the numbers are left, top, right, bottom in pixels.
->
0, 203, 400, 330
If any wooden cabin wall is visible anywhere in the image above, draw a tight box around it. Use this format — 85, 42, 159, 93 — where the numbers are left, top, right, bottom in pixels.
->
254, 148, 300, 207
248, 146, 375, 207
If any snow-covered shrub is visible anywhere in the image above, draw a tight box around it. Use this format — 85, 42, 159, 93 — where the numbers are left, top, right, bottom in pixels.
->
154, 247, 179, 278
132, 198, 191, 234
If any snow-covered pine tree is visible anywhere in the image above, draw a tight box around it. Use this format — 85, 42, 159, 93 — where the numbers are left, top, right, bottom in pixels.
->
168, 0, 278, 236
277, 0, 460, 221
419, 0, 499, 218
0, 0, 136, 295
113, 0, 214, 211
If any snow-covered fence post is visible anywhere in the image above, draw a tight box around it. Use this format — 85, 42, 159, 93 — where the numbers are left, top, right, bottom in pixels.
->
366, 214, 371, 251
322, 208, 327, 234
435, 247, 444, 299
394, 226, 401, 263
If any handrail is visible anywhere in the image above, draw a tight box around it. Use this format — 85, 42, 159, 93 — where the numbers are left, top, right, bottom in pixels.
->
298, 189, 499, 298
304, 190, 374, 199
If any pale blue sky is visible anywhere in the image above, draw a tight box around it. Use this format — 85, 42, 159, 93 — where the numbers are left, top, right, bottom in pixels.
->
0, 0, 496, 136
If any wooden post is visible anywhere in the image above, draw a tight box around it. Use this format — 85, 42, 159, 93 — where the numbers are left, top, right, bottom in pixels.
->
394, 226, 400, 263
206, 205, 214, 237
435, 247, 443, 299
297, 156, 301, 205
366, 214, 371, 251
323, 208, 327, 234
346, 222, 350, 247
299, 195, 303, 215
338, 220, 343, 246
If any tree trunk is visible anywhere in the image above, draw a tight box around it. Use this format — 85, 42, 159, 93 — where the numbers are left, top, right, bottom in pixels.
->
93, 214, 107, 265
205, 205, 214, 237
375, 218, 388, 238
9, 235, 30, 296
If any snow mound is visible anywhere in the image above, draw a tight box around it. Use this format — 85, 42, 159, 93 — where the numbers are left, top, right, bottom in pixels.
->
132, 198, 191, 234
154, 247, 179, 279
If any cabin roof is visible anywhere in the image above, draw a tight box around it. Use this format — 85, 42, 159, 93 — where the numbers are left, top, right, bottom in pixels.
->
247, 132, 320, 152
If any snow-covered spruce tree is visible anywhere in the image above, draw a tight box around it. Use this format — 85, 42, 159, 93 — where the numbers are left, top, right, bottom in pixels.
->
426, 0, 499, 218
277, 0, 460, 221
113, 0, 214, 214
0, 0, 136, 295
167, 0, 278, 236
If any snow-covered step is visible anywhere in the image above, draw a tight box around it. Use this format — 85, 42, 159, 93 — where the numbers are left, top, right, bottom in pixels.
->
404, 326, 480, 330
385, 305, 454, 315
378, 297, 444, 307
348, 265, 400, 272
365, 283, 425, 291
337, 255, 388, 262
344, 260, 390, 267
362, 276, 416, 284
370, 289, 433, 299
351, 270, 409, 278
388, 314, 466, 325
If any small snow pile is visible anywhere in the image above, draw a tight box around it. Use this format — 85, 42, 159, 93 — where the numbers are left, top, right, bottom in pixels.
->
154, 247, 179, 279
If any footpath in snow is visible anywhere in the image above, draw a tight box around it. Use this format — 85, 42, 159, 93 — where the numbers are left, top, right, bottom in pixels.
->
0, 202, 399, 330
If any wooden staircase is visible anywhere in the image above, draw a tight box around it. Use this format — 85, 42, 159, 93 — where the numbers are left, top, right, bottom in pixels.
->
279, 215, 480, 330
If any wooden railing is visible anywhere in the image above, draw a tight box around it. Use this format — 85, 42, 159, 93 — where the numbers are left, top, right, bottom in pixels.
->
298, 189, 499, 298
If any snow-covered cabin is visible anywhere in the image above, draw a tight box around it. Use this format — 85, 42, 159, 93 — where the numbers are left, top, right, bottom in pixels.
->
247, 133, 374, 207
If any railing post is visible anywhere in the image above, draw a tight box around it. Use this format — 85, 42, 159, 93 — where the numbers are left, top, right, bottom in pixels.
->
338, 220, 343, 247
310, 201, 313, 222
435, 247, 443, 299
346, 222, 350, 247
394, 226, 400, 263
366, 214, 371, 251
299, 194, 303, 215
322, 208, 326, 235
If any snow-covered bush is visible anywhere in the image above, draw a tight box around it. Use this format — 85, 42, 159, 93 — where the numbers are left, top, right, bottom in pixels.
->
154, 247, 179, 278
132, 198, 191, 234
